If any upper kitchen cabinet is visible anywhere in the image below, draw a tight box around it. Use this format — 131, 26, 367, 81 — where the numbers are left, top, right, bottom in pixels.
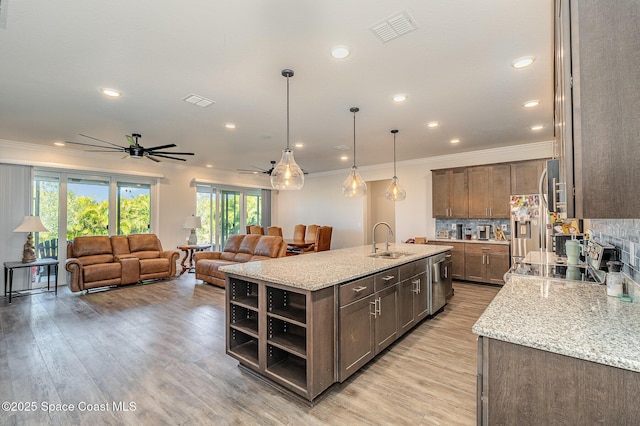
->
511, 160, 547, 195
468, 165, 511, 218
555, 0, 640, 218
432, 168, 468, 218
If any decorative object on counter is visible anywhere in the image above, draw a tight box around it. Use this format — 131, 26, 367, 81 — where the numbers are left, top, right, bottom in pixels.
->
415, 237, 427, 244
385, 129, 406, 201
183, 215, 202, 245
13, 215, 49, 263
342, 107, 367, 197
494, 226, 506, 241
606, 261, 624, 297
565, 240, 582, 265
271, 69, 304, 190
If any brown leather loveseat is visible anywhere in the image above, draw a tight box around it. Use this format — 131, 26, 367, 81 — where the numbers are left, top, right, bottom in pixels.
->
194, 234, 287, 288
66, 234, 179, 292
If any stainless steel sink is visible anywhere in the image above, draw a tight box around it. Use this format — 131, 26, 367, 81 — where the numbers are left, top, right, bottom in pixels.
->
369, 251, 409, 259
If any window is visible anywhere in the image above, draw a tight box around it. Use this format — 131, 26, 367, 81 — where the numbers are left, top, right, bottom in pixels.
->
196, 184, 217, 248
33, 175, 60, 259
117, 182, 151, 235
67, 177, 110, 237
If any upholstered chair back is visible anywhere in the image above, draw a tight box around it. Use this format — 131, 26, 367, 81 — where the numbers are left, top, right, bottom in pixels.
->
314, 226, 333, 252
267, 226, 283, 237
293, 224, 306, 241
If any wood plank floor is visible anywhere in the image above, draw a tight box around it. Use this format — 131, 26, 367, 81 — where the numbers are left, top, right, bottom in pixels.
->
0, 276, 499, 425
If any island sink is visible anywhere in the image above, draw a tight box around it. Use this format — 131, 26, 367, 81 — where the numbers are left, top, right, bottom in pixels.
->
369, 251, 410, 259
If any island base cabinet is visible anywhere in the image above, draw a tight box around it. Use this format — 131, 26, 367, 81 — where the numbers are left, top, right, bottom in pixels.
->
477, 337, 640, 425
225, 275, 335, 402
398, 272, 429, 336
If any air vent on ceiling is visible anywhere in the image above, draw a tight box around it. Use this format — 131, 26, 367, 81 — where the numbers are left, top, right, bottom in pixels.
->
370, 11, 418, 43
182, 93, 215, 108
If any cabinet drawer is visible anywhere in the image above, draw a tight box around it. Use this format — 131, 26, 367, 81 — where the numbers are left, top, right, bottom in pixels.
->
340, 276, 374, 307
374, 267, 399, 291
399, 258, 427, 280
465, 243, 509, 254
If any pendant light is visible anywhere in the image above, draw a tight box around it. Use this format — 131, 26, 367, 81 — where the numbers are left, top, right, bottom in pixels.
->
385, 129, 406, 201
341, 107, 367, 197
271, 69, 305, 190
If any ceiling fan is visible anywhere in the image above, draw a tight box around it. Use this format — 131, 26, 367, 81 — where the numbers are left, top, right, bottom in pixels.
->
65, 133, 195, 162
238, 160, 309, 176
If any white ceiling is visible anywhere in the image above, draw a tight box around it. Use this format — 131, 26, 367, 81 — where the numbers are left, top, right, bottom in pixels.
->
0, 0, 553, 174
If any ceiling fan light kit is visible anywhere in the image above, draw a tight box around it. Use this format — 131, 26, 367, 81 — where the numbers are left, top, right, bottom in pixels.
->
271, 69, 304, 190
342, 107, 367, 197
385, 129, 406, 201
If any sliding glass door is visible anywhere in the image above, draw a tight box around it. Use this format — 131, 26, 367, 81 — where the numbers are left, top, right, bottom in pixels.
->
221, 190, 241, 248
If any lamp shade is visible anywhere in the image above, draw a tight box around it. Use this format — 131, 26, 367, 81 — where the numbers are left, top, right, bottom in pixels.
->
13, 215, 48, 233
183, 216, 202, 229
271, 149, 305, 190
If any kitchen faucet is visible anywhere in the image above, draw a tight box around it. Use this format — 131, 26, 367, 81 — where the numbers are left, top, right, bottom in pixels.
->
372, 222, 393, 253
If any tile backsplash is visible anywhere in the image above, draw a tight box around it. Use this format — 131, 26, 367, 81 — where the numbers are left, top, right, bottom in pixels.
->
435, 218, 510, 239
589, 219, 640, 282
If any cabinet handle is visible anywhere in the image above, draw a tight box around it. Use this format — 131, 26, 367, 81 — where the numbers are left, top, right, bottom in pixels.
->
486, 256, 490, 265
445, 254, 452, 258
489, 207, 492, 217
444, 266, 449, 279
370, 300, 377, 318
377, 297, 382, 317
353, 286, 368, 293
482, 254, 485, 265
382, 275, 395, 282
412, 278, 420, 294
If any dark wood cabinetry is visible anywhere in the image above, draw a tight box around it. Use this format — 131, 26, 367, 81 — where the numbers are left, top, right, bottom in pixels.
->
398, 259, 428, 336
510, 160, 546, 195
464, 244, 510, 285
432, 168, 468, 218
477, 337, 640, 425
468, 165, 510, 218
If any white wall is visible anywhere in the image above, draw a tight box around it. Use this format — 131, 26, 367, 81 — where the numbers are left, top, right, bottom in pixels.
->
275, 141, 554, 249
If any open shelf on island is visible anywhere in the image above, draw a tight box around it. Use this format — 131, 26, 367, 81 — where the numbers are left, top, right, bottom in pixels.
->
267, 287, 307, 326
266, 344, 307, 392
230, 304, 259, 337
267, 316, 307, 358
229, 329, 259, 367
230, 279, 259, 310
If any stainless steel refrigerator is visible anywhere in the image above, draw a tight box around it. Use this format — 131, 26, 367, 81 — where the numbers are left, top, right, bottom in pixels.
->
510, 194, 542, 262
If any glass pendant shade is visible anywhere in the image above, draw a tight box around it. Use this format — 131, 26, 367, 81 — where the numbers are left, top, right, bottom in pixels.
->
271, 69, 304, 190
385, 129, 406, 201
342, 165, 367, 197
271, 148, 305, 190
385, 176, 406, 201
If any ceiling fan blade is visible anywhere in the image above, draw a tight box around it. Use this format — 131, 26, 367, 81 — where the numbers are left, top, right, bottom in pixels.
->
150, 153, 187, 161
78, 134, 125, 149
147, 150, 194, 156
85, 149, 126, 153
237, 167, 267, 172
65, 140, 123, 150
239, 171, 260, 174
145, 143, 177, 151
145, 155, 161, 162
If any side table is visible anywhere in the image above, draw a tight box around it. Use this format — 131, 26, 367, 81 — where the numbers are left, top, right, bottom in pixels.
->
177, 244, 211, 275
4, 258, 59, 304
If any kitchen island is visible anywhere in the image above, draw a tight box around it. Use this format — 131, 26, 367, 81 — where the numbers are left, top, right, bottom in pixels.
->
220, 243, 451, 402
473, 273, 640, 424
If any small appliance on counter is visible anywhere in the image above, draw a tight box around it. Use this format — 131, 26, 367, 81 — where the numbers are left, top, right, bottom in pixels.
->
456, 224, 463, 240
584, 239, 619, 271
477, 225, 491, 240
437, 229, 450, 239
554, 233, 584, 257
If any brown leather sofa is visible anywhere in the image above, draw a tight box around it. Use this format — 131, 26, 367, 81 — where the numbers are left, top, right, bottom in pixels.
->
66, 234, 179, 292
194, 234, 287, 288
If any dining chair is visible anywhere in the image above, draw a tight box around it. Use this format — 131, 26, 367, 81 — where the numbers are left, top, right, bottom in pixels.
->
245, 225, 252, 234
293, 224, 306, 241
314, 226, 333, 252
249, 225, 265, 235
267, 226, 283, 237
306, 224, 319, 243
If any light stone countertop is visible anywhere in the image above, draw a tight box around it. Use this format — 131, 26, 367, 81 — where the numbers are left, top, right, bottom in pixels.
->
433, 238, 510, 245
473, 274, 640, 373
219, 243, 451, 291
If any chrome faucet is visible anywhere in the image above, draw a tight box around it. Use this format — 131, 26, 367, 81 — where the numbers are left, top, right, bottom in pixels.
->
372, 222, 393, 253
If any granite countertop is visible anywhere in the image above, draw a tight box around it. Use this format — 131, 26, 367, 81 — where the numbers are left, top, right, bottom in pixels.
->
433, 237, 510, 246
219, 243, 450, 291
473, 274, 640, 373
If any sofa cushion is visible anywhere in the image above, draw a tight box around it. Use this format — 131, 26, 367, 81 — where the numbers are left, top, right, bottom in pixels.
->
223, 235, 245, 253
83, 262, 121, 282
78, 254, 115, 266
140, 258, 170, 275
128, 234, 160, 252
110, 235, 130, 255
253, 236, 283, 258
197, 259, 236, 279
73, 236, 113, 257
133, 251, 162, 260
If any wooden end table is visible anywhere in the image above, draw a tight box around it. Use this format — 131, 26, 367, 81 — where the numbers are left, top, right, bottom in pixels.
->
177, 244, 211, 275
4, 258, 59, 304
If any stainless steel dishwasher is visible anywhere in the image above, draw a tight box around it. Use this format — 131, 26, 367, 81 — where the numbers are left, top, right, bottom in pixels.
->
430, 251, 453, 315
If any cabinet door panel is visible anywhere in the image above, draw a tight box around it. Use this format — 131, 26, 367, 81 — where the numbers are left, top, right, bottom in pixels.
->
489, 165, 511, 218
397, 279, 415, 336
511, 160, 545, 195
432, 170, 451, 217
487, 253, 510, 285
339, 295, 374, 381
413, 272, 429, 321
450, 168, 469, 218
374, 286, 398, 354
465, 252, 485, 282
468, 167, 489, 218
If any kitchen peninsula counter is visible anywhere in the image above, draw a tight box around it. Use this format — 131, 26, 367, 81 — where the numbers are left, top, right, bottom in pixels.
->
220, 243, 451, 402
473, 274, 640, 424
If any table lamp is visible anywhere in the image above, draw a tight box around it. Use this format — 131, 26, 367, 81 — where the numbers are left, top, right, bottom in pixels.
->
13, 215, 49, 263
183, 215, 202, 245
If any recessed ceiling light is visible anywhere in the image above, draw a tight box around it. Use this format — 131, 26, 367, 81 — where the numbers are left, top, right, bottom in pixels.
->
393, 94, 407, 102
340, 155, 349, 161
294, 142, 304, 148
101, 88, 121, 97
530, 124, 544, 131
511, 56, 535, 69
225, 123, 236, 129
450, 138, 460, 144
205, 164, 213, 168
523, 100, 540, 108
426, 121, 440, 128
331, 45, 350, 59
53, 141, 65, 147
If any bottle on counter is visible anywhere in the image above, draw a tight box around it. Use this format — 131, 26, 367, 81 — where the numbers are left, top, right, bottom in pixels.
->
605, 261, 624, 297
